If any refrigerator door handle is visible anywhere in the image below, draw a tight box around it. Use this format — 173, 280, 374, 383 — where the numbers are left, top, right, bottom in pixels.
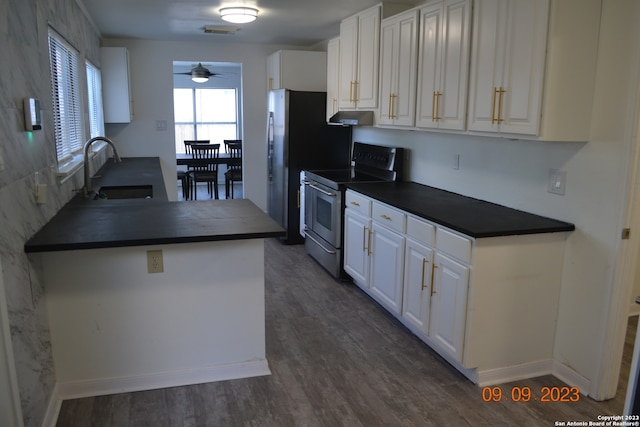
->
267, 112, 274, 181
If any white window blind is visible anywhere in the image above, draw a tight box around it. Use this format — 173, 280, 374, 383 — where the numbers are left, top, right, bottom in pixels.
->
85, 60, 104, 138
48, 28, 84, 163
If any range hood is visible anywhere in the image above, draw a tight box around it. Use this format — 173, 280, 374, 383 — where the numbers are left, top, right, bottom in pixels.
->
329, 110, 374, 126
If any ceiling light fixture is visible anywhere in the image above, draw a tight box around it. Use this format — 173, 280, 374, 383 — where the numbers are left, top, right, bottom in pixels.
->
220, 7, 258, 24
191, 63, 210, 83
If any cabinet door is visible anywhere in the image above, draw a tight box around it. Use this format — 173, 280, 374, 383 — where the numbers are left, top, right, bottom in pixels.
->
101, 47, 132, 123
394, 12, 418, 126
326, 38, 340, 121
402, 238, 434, 334
416, 0, 471, 130
355, 5, 381, 109
498, 0, 548, 135
369, 223, 405, 314
344, 209, 371, 287
267, 51, 280, 90
378, 18, 398, 125
415, 3, 443, 128
429, 252, 469, 362
338, 16, 358, 109
466, 0, 505, 132
467, 0, 549, 135
438, 0, 471, 130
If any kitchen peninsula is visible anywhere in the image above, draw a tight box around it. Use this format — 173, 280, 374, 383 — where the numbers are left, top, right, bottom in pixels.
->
24, 158, 284, 399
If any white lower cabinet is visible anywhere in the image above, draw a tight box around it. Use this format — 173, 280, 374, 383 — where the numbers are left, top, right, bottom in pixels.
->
344, 189, 568, 384
429, 252, 469, 362
369, 222, 405, 314
344, 208, 371, 286
402, 237, 433, 334
401, 214, 470, 363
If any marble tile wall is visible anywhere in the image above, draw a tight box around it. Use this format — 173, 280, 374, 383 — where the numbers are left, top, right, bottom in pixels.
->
0, 0, 102, 425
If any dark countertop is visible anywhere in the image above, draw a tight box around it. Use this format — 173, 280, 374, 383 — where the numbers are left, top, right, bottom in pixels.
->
24, 157, 285, 253
346, 181, 575, 238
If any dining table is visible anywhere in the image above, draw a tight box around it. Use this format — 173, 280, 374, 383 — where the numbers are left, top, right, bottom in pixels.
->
176, 152, 240, 167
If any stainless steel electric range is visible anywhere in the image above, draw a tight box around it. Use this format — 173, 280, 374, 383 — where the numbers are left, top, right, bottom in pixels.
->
302, 142, 404, 280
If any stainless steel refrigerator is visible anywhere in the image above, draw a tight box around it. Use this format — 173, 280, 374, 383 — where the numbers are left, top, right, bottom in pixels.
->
267, 89, 351, 244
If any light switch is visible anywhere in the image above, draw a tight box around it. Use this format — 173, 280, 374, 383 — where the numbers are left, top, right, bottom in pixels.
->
547, 169, 566, 195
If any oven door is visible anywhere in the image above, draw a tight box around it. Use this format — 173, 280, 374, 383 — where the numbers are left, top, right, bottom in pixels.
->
304, 180, 342, 248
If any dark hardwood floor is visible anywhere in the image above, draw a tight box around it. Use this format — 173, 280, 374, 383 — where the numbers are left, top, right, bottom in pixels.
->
55, 238, 635, 426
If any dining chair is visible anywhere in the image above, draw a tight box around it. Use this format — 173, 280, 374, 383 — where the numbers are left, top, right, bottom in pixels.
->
179, 140, 210, 200
224, 141, 242, 199
223, 139, 242, 153
188, 143, 220, 200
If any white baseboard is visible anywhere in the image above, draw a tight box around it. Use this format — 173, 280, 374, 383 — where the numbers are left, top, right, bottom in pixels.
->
551, 360, 592, 395
474, 359, 591, 395
476, 359, 554, 387
41, 384, 62, 427
41, 359, 271, 426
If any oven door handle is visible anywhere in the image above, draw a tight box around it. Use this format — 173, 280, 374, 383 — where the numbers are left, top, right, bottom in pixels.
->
304, 229, 337, 254
307, 183, 336, 197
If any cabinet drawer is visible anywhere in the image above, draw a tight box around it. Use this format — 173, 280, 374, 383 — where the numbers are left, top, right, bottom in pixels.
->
436, 228, 472, 263
372, 202, 406, 233
345, 191, 372, 216
406, 215, 435, 246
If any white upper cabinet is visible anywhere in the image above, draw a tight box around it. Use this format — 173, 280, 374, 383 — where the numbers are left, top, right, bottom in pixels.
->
266, 50, 327, 92
378, 9, 419, 127
415, 0, 471, 130
101, 47, 133, 123
339, 5, 381, 110
326, 38, 340, 121
467, 0, 549, 136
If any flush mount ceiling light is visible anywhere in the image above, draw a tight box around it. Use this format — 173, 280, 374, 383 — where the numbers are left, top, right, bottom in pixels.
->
220, 7, 258, 24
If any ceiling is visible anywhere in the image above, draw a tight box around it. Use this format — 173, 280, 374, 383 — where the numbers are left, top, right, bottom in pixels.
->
79, 0, 419, 46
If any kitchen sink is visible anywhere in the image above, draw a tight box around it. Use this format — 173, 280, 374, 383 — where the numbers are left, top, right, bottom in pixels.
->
95, 185, 153, 200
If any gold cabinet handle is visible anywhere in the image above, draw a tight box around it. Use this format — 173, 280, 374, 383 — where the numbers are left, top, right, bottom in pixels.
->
491, 87, 498, 124
496, 87, 505, 124
432, 91, 441, 121
492, 87, 506, 124
380, 214, 392, 221
350, 81, 354, 102
268, 77, 273, 91
421, 258, 428, 290
352, 81, 359, 103
388, 94, 397, 119
350, 201, 360, 207
332, 98, 337, 114
432, 91, 436, 121
367, 228, 373, 256
362, 226, 368, 252
430, 264, 438, 296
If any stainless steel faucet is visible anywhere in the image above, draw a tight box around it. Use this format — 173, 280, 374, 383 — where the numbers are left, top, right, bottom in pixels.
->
83, 136, 121, 197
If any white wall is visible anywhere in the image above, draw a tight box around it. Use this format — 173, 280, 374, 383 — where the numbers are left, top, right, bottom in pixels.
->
102, 39, 301, 209
352, 0, 640, 395
0, 0, 103, 425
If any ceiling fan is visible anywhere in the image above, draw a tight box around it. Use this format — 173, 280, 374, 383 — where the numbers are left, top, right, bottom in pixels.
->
174, 63, 223, 83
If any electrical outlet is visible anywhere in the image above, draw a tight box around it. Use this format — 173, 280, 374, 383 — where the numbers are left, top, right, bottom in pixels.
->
548, 169, 566, 195
147, 250, 164, 274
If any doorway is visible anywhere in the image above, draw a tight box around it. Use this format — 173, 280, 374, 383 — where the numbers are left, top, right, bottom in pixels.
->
172, 61, 243, 200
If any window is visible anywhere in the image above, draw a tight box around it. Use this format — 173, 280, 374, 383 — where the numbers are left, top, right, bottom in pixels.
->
48, 28, 84, 165
173, 88, 238, 153
86, 61, 104, 139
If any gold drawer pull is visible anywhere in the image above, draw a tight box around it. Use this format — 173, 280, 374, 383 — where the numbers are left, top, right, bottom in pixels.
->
350, 201, 360, 207
380, 214, 392, 221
